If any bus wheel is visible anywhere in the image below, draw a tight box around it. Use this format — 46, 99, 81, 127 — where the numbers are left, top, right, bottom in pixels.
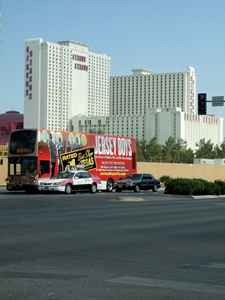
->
65, 183, 72, 194
91, 183, 97, 194
106, 179, 114, 192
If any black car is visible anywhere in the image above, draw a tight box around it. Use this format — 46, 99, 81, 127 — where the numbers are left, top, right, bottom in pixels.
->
115, 173, 161, 193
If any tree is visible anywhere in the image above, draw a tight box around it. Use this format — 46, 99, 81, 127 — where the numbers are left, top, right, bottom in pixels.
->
162, 136, 176, 162
195, 139, 215, 159
139, 139, 149, 161
88, 129, 96, 134
147, 137, 162, 162
176, 138, 188, 163
96, 129, 105, 134
214, 139, 225, 158
181, 148, 194, 163
136, 139, 146, 162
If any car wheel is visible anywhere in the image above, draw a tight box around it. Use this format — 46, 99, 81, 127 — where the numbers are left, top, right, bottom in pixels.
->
106, 179, 114, 192
152, 184, 158, 192
116, 187, 122, 192
91, 183, 97, 194
65, 183, 72, 194
134, 184, 140, 192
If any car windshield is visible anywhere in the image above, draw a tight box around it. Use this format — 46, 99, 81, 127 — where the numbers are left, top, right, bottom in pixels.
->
124, 174, 142, 180
54, 172, 74, 179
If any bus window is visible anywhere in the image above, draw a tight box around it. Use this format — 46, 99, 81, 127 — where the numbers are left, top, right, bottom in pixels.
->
8, 157, 38, 176
132, 153, 136, 170
10, 163, 15, 175
16, 163, 21, 175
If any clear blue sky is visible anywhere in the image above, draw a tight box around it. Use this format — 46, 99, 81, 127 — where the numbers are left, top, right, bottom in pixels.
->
1, 0, 225, 133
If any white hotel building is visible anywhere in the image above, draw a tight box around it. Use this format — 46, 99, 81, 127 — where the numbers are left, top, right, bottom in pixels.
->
72, 67, 223, 150
24, 38, 110, 131
23, 38, 223, 150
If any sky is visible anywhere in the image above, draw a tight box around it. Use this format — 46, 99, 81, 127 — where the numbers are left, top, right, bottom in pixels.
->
0, 0, 225, 133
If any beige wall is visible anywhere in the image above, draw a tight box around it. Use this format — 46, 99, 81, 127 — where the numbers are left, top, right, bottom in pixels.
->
137, 162, 225, 182
0, 157, 7, 186
1, 157, 225, 186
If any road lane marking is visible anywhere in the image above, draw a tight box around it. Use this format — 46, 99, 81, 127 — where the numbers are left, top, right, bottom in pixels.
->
182, 261, 225, 269
107, 276, 225, 295
117, 197, 145, 201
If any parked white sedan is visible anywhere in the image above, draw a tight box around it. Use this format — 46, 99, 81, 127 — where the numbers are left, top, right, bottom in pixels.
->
39, 170, 100, 194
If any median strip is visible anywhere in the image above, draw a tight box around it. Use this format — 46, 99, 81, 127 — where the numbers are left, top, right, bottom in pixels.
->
107, 276, 225, 294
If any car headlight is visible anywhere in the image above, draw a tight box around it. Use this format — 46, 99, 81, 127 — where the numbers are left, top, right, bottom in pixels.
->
40, 182, 44, 186
53, 182, 62, 186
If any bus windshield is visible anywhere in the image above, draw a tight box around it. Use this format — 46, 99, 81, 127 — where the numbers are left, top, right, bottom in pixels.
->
8, 157, 38, 176
10, 130, 37, 154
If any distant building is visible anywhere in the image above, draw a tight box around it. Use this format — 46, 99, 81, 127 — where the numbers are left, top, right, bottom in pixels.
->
23, 37, 223, 150
71, 66, 223, 150
72, 107, 223, 150
0, 111, 23, 145
24, 38, 110, 131
110, 67, 196, 115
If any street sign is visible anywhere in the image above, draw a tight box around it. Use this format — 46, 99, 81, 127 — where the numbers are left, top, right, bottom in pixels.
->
212, 96, 224, 107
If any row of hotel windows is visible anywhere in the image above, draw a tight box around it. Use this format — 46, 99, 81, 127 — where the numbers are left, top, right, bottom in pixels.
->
112, 88, 184, 95
113, 89, 184, 95
48, 48, 114, 71
111, 80, 184, 84
79, 119, 145, 125
112, 77, 184, 81
112, 84, 184, 89
111, 74, 184, 80
112, 80, 184, 84
48, 58, 110, 66
80, 126, 144, 139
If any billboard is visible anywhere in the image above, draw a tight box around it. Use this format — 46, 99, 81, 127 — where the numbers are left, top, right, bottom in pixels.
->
60, 146, 97, 171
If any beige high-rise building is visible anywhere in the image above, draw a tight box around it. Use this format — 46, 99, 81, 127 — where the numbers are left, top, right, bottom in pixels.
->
24, 38, 110, 131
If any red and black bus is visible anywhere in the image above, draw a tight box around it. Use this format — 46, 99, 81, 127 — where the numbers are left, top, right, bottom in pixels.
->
6, 129, 137, 192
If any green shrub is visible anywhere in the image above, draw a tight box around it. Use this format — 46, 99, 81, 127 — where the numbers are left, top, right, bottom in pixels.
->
165, 178, 193, 195
214, 180, 225, 195
164, 177, 225, 196
203, 181, 216, 195
159, 175, 172, 186
190, 179, 205, 195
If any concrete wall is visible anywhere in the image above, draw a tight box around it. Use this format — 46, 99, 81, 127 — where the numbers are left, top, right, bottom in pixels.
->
137, 162, 225, 182
1, 157, 225, 186
0, 156, 7, 186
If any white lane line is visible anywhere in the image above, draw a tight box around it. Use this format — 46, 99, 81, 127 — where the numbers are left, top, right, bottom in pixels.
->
107, 276, 225, 295
182, 261, 225, 269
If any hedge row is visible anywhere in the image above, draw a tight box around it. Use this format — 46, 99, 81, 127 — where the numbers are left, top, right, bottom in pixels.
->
159, 176, 225, 196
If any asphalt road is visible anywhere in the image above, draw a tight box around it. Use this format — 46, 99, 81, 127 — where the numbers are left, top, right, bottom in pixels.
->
1, 188, 225, 300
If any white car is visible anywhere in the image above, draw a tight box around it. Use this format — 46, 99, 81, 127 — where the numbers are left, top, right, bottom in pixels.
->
39, 170, 99, 194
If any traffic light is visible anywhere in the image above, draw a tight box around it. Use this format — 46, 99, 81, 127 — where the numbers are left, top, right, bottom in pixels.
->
198, 93, 207, 115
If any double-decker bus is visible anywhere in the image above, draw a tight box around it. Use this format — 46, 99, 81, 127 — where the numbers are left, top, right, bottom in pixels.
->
6, 129, 137, 193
